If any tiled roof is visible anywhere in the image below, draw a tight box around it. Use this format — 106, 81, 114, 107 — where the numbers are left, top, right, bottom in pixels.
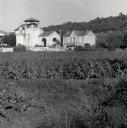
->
63, 31, 72, 37
40, 31, 58, 37
24, 18, 39, 22
95, 32, 109, 37
63, 30, 90, 37
74, 30, 89, 36
14, 24, 26, 31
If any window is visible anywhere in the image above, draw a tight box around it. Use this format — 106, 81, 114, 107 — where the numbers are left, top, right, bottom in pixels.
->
82, 37, 84, 42
73, 37, 75, 43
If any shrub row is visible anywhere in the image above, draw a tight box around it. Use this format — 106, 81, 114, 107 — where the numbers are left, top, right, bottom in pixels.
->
0, 58, 127, 80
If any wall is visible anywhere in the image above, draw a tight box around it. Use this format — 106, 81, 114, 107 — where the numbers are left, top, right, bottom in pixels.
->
0, 47, 13, 52
16, 35, 25, 46
15, 26, 43, 47
41, 32, 61, 47
28, 47, 65, 51
63, 31, 96, 47
25, 28, 42, 47
83, 31, 96, 46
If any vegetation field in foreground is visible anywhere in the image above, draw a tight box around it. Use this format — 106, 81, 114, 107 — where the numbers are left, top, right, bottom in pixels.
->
0, 51, 126, 79
0, 78, 126, 128
0, 51, 126, 127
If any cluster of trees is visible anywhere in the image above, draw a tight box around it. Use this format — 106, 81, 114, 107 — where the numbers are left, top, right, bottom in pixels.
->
1, 33, 16, 47
43, 13, 127, 33
96, 31, 127, 50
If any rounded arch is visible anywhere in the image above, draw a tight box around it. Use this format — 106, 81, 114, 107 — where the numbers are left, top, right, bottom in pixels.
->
53, 38, 57, 42
42, 38, 47, 47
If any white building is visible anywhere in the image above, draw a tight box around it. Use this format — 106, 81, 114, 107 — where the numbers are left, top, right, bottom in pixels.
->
15, 18, 61, 50
15, 18, 43, 48
63, 30, 96, 48
39, 31, 61, 48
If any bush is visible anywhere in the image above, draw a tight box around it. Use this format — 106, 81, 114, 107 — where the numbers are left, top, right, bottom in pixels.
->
74, 46, 84, 51
35, 44, 42, 47
84, 43, 90, 49
13, 44, 26, 52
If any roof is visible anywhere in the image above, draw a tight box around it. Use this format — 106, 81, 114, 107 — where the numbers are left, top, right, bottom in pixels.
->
40, 31, 58, 37
24, 18, 40, 22
74, 30, 89, 36
63, 31, 72, 37
14, 24, 26, 31
63, 30, 91, 37
95, 32, 109, 37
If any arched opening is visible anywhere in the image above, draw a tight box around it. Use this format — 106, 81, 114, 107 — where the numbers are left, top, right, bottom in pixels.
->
53, 38, 62, 47
42, 38, 47, 47
53, 38, 57, 42
52, 38, 57, 47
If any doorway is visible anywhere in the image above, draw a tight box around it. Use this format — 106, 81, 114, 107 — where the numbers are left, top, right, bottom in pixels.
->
42, 38, 47, 47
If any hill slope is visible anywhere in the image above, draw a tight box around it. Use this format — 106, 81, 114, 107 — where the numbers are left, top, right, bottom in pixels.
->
43, 13, 127, 33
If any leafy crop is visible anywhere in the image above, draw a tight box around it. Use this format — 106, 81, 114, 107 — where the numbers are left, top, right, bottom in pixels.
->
0, 51, 126, 80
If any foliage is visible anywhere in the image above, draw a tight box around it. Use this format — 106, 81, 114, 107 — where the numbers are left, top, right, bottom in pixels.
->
0, 78, 127, 128
84, 43, 90, 49
0, 51, 126, 80
74, 46, 84, 51
35, 44, 42, 47
43, 13, 127, 33
2, 33, 16, 47
106, 31, 124, 49
13, 44, 26, 52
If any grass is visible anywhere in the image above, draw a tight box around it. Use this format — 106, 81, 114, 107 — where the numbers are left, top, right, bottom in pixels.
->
0, 50, 126, 127
0, 78, 126, 128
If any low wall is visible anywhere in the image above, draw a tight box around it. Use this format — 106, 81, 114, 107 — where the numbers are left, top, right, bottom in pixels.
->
28, 47, 65, 52
0, 47, 66, 52
0, 47, 13, 52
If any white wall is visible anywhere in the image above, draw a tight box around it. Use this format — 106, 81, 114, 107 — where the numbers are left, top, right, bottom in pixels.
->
16, 35, 25, 46
63, 31, 96, 47
0, 47, 13, 52
41, 31, 61, 47
15, 25, 43, 47
83, 31, 96, 46
25, 28, 43, 47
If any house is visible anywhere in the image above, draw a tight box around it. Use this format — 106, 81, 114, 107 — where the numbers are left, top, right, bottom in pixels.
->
63, 30, 96, 48
15, 18, 62, 50
15, 18, 43, 48
39, 31, 61, 48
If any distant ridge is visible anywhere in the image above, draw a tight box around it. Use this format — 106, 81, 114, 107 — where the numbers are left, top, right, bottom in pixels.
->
43, 12, 127, 33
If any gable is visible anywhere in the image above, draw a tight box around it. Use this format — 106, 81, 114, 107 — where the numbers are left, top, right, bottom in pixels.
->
85, 31, 96, 37
40, 31, 60, 38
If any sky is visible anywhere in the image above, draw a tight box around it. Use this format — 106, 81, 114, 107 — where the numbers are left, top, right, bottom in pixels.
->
0, 0, 127, 32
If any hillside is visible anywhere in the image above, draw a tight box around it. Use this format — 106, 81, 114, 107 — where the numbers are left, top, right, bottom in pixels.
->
43, 12, 127, 33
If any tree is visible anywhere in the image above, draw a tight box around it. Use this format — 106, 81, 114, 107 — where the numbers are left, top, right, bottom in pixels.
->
2, 33, 16, 47
84, 43, 90, 49
123, 31, 127, 47
106, 31, 124, 49
96, 33, 109, 48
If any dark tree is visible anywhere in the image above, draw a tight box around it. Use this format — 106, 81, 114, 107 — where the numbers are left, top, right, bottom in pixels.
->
107, 31, 124, 49
3, 33, 16, 47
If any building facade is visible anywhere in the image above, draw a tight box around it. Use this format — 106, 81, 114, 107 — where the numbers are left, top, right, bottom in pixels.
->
39, 31, 61, 48
15, 18, 43, 48
63, 30, 96, 48
15, 18, 62, 50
